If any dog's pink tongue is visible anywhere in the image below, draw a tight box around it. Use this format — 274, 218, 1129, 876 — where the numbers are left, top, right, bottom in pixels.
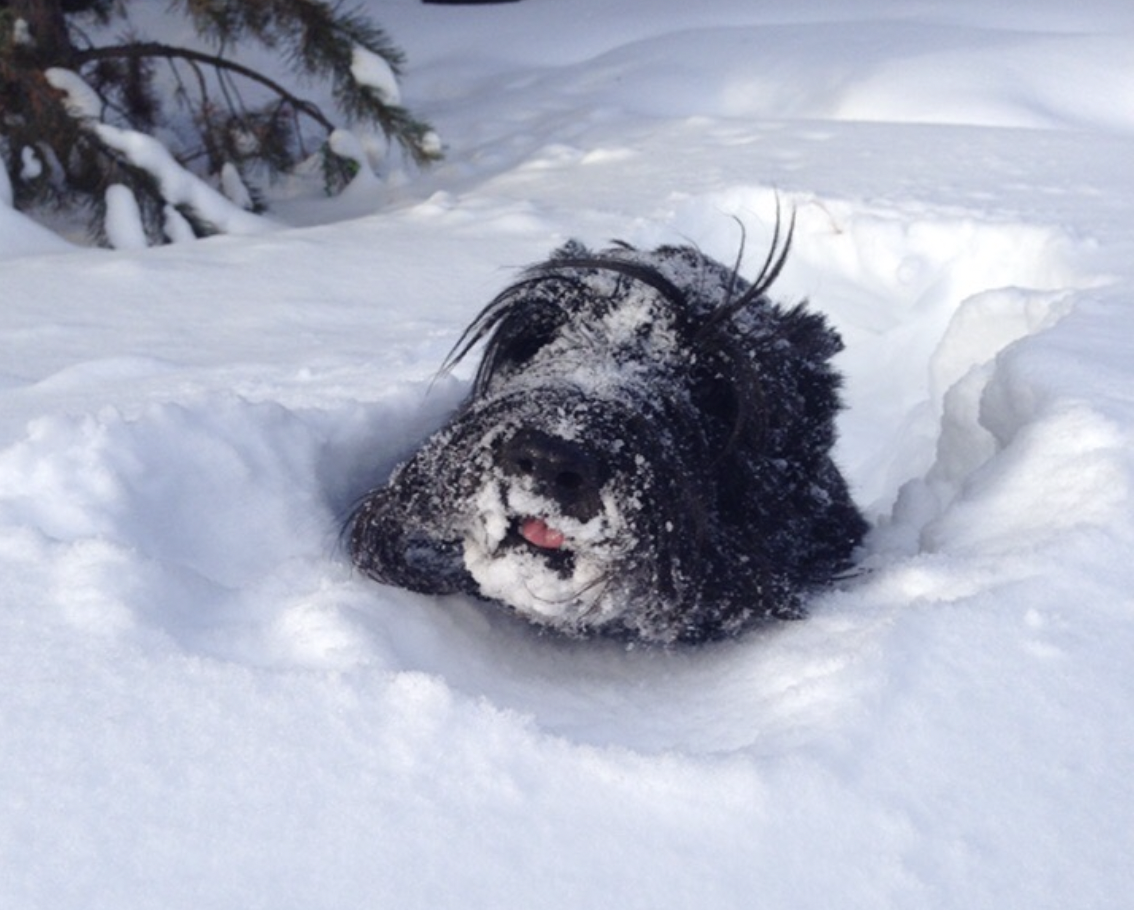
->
520, 517, 566, 549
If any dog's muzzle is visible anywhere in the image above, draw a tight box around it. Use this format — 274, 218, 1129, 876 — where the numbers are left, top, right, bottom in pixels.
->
497, 427, 609, 523
456, 422, 635, 626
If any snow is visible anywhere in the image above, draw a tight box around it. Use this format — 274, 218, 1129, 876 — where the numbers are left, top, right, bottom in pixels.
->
327, 128, 385, 194
94, 123, 272, 236
162, 204, 198, 244
0, 1, 1131, 907
19, 146, 43, 181
219, 162, 255, 212
351, 44, 402, 106
12, 17, 32, 48
103, 184, 149, 250
464, 475, 628, 625
45, 66, 104, 119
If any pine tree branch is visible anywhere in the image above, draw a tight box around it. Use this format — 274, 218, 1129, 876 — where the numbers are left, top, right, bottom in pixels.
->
3, 2, 438, 246
73, 41, 336, 132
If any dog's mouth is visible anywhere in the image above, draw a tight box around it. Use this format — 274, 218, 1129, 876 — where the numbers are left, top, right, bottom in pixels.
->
462, 483, 630, 627
517, 516, 566, 550
504, 514, 577, 578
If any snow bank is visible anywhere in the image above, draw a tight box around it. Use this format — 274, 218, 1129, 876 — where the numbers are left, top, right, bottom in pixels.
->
0, 1, 1130, 908
0, 203, 74, 260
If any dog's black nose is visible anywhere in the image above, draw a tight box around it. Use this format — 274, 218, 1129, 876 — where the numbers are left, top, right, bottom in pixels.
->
498, 428, 606, 519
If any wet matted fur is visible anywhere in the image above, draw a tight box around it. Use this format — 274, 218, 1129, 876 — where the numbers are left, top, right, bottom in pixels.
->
348, 225, 867, 643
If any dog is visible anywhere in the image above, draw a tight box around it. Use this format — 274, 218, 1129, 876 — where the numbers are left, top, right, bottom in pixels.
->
348, 222, 867, 643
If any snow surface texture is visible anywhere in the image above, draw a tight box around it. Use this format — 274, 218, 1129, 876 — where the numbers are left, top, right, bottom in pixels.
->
0, 1, 1131, 908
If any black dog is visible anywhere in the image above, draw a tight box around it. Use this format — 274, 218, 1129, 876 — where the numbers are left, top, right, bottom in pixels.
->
348, 224, 867, 643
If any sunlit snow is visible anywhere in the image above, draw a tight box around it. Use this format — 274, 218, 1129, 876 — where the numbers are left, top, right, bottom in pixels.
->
0, 1, 1130, 908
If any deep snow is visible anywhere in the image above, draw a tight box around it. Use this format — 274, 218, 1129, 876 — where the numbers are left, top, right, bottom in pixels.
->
0, 1, 1132, 908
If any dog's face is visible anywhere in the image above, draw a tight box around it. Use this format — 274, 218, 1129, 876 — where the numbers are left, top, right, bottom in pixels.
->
451, 269, 710, 632
350, 237, 867, 644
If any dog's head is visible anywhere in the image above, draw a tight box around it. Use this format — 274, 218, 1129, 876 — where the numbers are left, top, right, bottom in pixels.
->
350, 227, 866, 643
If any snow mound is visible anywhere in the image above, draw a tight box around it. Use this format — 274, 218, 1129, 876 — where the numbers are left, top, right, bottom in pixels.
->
0, 186, 1129, 910
0, 190, 1118, 694
0, 1, 1130, 907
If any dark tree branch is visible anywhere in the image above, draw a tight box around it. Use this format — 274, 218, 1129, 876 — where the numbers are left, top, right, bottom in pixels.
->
73, 41, 336, 132
8, 0, 74, 66
2, 1, 437, 245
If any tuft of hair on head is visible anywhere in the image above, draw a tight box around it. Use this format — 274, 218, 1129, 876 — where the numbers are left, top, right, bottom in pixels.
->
698, 199, 796, 346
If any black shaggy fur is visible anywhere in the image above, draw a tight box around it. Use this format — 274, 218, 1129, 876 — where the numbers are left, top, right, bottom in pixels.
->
348, 224, 867, 644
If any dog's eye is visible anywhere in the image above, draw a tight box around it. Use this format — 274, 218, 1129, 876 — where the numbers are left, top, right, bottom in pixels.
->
489, 306, 563, 373
499, 334, 552, 369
